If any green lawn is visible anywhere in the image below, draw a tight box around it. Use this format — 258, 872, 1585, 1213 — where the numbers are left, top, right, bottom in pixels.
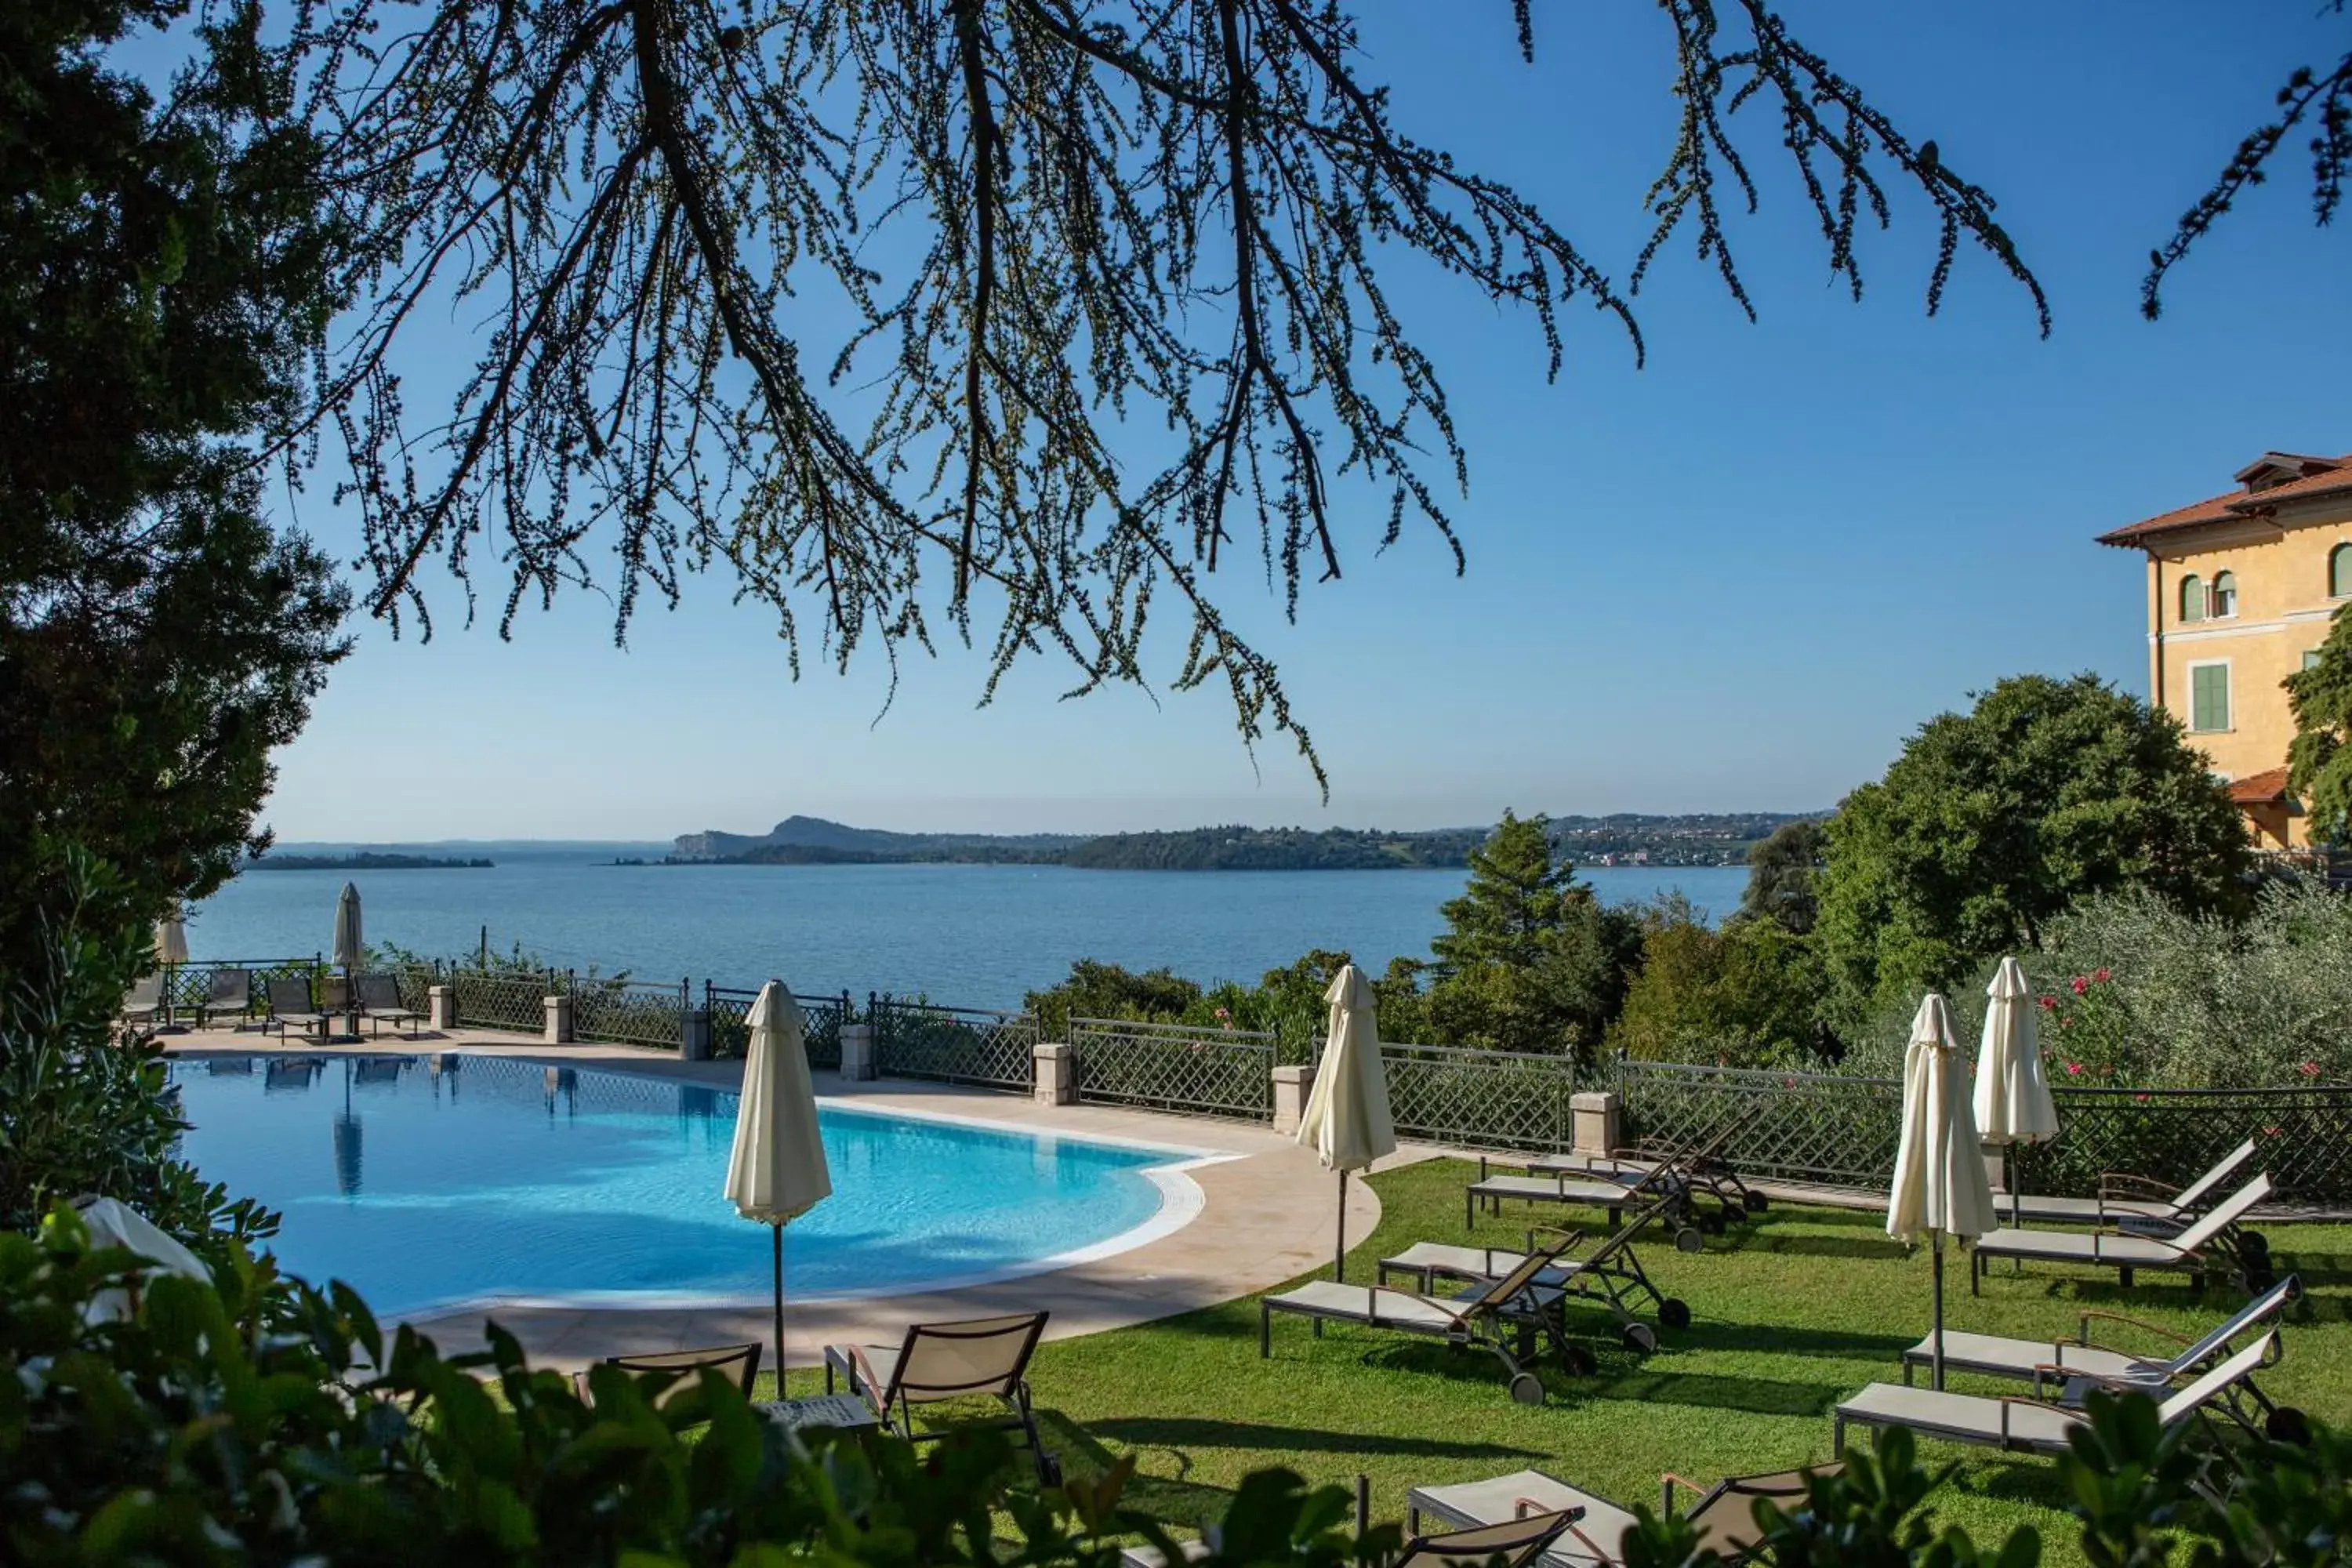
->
766, 1157, 2352, 1559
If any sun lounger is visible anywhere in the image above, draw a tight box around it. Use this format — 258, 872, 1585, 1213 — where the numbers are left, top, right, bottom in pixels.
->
1468, 1114, 1759, 1250
1994, 1138, 2257, 1234
1123, 1505, 1586, 1568
824, 1311, 1058, 1483
1382, 1192, 1695, 1351
263, 976, 330, 1042
1510, 1130, 1767, 1233
1970, 1174, 2274, 1294
194, 967, 252, 1030
1261, 1240, 1575, 1402
575, 1341, 763, 1407
121, 973, 165, 1027
1835, 1330, 2274, 1458
1901, 1272, 2296, 1396
357, 972, 424, 1039
1408, 1462, 1838, 1567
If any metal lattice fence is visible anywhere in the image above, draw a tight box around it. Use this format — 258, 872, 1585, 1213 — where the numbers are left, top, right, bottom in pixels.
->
1382, 1044, 1580, 1152
797, 992, 847, 1070
571, 976, 690, 1048
450, 968, 554, 1033
2029, 1085, 2352, 1207
873, 997, 1036, 1091
1071, 1018, 1273, 1121
706, 985, 849, 1069
390, 963, 436, 1015
1612, 1059, 1906, 1188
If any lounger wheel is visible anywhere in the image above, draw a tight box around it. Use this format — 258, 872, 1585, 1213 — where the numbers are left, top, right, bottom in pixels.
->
2266, 1406, 2313, 1446
1508, 1371, 1546, 1405
2240, 1229, 2270, 1259
1621, 1323, 1658, 1354
1559, 1344, 1597, 1377
1744, 1192, 1769, 1214
1674, 1226, 1705, 1254
1701, 1213, 1727, 1236
1659, 1298, 1693, 1330
2245, 1262, 2279, 1294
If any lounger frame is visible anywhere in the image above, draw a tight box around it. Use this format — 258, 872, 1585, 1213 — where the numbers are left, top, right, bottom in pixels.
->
1970, 1174, 2274, 1295
1261, 1242, 1573, 1403
1834, 1332, 2275, 1459
1383, 1192, 1693, 1349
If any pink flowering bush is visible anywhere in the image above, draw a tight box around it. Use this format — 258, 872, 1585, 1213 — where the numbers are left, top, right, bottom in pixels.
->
1849, 884, 2352, 1088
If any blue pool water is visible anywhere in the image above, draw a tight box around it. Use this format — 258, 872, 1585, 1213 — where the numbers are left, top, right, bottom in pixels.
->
168, 1054, 1187, 1316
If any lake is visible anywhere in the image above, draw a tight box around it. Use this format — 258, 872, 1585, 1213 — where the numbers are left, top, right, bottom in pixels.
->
187, 859, 1751, 1008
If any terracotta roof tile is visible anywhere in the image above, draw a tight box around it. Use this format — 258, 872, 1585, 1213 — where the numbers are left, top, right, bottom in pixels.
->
2227, 766, 2293, 805
2100, 452, 2352, 546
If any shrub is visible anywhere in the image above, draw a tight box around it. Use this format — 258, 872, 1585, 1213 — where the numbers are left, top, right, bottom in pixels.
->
1609, 903, 1829, 1067
1842, 881, 2352, 1088
0, 848, 275, 1265
0, 1204, 1385, 1567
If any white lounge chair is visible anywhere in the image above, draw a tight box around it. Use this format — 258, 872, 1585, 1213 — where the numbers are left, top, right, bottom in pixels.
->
1407, 1463, 1837, 1568
1261, 1241, 1574, 1403
1381, 1192, 1695, 1352
1900, 1272, 2296, 1393
1466, 1114, 1759, 1251
1970, 1174, 2274, 1294
1833, 1331, 2274, 1457
1994, 1138, 2257, 1234
1898, 1274, 2308, 1440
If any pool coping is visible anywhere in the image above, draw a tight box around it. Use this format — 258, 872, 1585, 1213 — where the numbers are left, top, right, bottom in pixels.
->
162, 1032, 1421, 1369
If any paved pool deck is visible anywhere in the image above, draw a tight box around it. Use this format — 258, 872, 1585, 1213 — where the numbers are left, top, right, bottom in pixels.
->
163, 1029, 1424, 1370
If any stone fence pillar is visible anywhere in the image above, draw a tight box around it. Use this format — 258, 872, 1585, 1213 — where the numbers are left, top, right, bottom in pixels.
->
1570, 1090, 1620, 1158
1034, 1041, 1076, 1105
840, 1022, 878, 1081
543, 993, 574, 1044
1272, 1063, 1316, 1136
681, 1008, 711, 1062
427, 985, 457, 1031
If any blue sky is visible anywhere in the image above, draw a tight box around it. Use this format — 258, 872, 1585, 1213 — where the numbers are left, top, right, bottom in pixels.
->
259, 2, 2352, 843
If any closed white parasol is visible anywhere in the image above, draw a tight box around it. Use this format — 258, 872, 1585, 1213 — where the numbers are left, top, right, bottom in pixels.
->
1296, 963, 1396, 1279
75, 1196, 210, 1323
724, 982, 833, 1374
1975, 956, 2061, 1219
1887, 993, 1998, 1388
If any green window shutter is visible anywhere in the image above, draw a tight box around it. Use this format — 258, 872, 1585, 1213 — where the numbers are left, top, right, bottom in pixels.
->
2333, 545, 2352, 598
2309, 650, 2327, 672
2191, 665, 2230, 732
2212, 571, 2236, 616
2179, 575, 2205, 622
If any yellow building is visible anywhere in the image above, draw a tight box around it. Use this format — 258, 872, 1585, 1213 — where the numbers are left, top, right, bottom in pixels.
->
2099, 449, 2352, 849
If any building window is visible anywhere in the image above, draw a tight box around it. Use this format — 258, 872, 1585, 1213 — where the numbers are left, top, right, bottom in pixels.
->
2333, 543, 2352, 599
2211, 570, 2237, 617
2190, 662, 2230, 733
2178, 573, 2205, 622
2310, 649, 2328, 672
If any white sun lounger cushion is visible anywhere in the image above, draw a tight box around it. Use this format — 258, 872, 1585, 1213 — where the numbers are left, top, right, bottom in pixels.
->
1836, 1384, 2089, 1452
1898, 1330, 2166, 1389
1410, 1469, 1637, 1568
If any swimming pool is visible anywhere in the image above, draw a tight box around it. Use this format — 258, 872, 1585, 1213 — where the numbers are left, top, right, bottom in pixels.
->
166, 1054, 1204, 1316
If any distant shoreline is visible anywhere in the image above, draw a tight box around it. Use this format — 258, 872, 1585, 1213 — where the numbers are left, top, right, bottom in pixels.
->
245, 854, 495, 871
